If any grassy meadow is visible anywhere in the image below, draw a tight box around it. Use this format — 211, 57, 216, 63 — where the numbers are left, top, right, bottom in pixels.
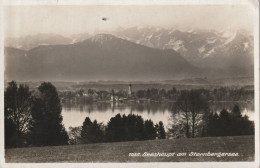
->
5, 135, 254, 162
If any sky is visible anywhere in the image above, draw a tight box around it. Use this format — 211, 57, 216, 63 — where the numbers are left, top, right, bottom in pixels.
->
4, 5, 255, 38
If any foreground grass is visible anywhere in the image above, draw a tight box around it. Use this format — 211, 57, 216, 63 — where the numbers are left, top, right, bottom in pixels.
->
5, 135, 254, 162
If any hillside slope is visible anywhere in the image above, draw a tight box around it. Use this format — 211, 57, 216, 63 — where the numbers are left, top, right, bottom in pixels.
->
5, 135, 254, 162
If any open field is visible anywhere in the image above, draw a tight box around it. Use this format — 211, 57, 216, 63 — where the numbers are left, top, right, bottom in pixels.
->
5, 135, 254, 162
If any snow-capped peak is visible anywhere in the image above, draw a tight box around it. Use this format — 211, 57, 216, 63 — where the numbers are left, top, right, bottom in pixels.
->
168, 28, 176, 34
187, 29, 197, 34
187, 29, 194, 33
71, 38, 79, 44
90, 34, 116, 44
224, 32, 237, 45
220, 28, 237, 38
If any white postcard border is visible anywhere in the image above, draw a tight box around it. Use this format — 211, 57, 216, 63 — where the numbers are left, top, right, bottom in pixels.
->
0, 0, 259, 168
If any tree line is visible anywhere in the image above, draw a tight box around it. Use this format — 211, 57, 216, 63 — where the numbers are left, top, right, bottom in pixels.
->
202, 107, 254, 137
69, 114, 166, 145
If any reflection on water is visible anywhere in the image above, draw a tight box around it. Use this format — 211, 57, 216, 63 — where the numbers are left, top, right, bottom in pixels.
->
61, 101, 254, 130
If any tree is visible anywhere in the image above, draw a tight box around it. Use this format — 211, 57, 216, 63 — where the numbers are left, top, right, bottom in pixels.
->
232, 105, 242, 118
68, 126, 82, 145
146, 89, 151, 98
239, 115, 254, 135
4, 81, 32, 147
90, 120, 104, 143
4, 117, 17, 148
219, 109, 231, 136
81, 117, 103, 143
143, 119, 157, 140
81, 117, 92, 143
105, 114, 147, 142
174, 90, 209, 138
29, 82, 68, 146
157, 121, 166, 139
133, 115, 145, 140
105, 114, 124, 142
202, 112, 220, 137
159, 89, 167, 98
230, 105, 254, 136
122, 114, 144, 141
136, 90, 145, 98
88, 89, 95, 95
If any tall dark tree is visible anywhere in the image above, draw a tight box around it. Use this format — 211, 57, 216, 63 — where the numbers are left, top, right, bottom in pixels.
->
143, 119, 157, 140
219, 109, 231, 136
81, 117, 92, 143
29, 82, 68, 146
232, 105, 242, 118
230, 105, 254, 136
81, 117, 103, 144
157, 121, 166, 139
90, 120, 104, 143
105, 114, 124, 142
202, 112, 220, 137
105, 114, 146, 142
4, 117, 17, 148
134, 115, 145, 140
4, 81, 32, 147
239, 115, 254, 135
123, 114, 144, 141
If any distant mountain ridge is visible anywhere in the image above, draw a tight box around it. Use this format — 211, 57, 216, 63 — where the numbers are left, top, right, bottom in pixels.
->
5, 33, 72, 50
5, 27, 253, 77
5, 34, 200, 81
114, 27, 253, 70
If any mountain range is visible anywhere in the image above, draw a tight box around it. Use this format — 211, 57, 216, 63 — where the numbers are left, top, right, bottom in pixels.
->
4, 27, 254, 81
115, 27, 254, 76
5, 34, 72, 51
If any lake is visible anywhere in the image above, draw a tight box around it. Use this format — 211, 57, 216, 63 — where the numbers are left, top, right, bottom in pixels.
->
61, 101, 254, 131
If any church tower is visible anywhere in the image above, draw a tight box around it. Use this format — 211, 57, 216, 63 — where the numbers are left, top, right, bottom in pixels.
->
128, 84, 132, 96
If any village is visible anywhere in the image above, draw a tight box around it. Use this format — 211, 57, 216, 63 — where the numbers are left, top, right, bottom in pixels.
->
58, 83, 254, 104
60, 84, 139, 103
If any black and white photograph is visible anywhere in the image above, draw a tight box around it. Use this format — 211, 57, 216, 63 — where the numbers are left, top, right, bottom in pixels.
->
0, 1, 259, 167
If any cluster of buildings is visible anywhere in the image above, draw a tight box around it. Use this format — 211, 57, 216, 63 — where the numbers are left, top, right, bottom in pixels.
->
62, 84, 135, 102
110, 84, 134, 102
